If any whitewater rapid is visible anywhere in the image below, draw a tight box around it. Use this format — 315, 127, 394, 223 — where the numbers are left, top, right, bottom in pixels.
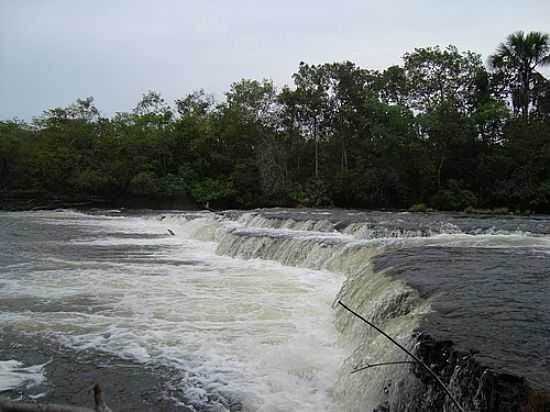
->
0, 210, 348, 411
1, 209, 549, 411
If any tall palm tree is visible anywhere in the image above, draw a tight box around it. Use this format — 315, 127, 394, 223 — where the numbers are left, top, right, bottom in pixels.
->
489, 31, 550, 119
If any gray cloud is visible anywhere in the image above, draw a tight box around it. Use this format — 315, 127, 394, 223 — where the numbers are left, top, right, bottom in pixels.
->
1, 0, 549, 119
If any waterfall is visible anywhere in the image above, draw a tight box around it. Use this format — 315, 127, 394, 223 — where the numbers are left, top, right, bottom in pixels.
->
210, 216, 432, 411
155, 210, 548, 412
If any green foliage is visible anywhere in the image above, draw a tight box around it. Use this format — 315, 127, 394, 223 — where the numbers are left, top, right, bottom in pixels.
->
69, 169, 114, 194
533, 181, 550, 211
289, 179, 332, 207
157, 174, 187, 195
403, 45, 484, 112
489, 31, 550, 119
409, 203, 428, 212
464, 207, 511, 215
430, 180, 478, 211
129, 172, 159, 194
2, 31, 550, 213
128, 172, 188, 196
190, 178, 236, 204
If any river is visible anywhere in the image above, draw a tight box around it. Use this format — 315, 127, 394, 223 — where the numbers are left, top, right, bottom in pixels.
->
0, 209, 549, 411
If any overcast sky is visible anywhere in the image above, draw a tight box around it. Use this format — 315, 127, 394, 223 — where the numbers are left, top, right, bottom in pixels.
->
1, 0, 549, 120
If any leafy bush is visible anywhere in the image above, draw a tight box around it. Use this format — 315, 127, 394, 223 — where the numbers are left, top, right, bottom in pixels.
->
69, 169, 114, 194
430, 180, 477, 211
289, 179, 332, 207
464, 206, 510, 215
532, 182, 550, 212
409, 203, 428, 212
157, 174, 187, 195
129, 172, 158, 194
190, 178, 237, 204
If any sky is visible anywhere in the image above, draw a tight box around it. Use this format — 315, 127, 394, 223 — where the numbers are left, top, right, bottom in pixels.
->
1, 0, 549, 120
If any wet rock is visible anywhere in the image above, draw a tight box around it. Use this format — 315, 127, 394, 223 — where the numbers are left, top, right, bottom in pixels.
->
381, 333, 548, 412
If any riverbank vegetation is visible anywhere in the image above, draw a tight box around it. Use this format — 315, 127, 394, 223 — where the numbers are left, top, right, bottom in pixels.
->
1, 31, 550, 212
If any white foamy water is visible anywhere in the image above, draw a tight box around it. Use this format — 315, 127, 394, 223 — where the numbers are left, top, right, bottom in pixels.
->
0, 360, 47, 392
0, 211, 347, 411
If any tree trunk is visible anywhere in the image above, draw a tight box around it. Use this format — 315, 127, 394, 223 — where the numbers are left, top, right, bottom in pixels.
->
437, 156, 445, 190
523, 72, 530, 121
314, 137, 319, 178
341, 139, 348, 173
314, 119, 319, 178
520, 66, 530, 121
340, 111, 348, 173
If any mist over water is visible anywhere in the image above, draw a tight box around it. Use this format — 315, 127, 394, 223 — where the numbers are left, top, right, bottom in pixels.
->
1, 209, 549, 411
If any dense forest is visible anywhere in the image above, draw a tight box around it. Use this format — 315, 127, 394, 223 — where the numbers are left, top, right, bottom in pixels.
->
1, 31, 550, 212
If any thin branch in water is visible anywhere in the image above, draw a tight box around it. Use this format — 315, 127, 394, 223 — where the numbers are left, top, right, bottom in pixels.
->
351, 360, 416, 374
337, 300, 465, 412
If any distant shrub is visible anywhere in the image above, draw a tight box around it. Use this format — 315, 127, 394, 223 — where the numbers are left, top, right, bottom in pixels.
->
464, 207, 510, 215
492, 207, 511, 215
129, 172, 189, 196
430, 180, 477, 211
156, 174, 187, 195
533, 182, 550, 211
129, 172, 159, 194
289, 179, 332, 207
409, 203, 428, 212
69, 169, 114, 194
464, 206, 519, 215
190, 178, 236, 204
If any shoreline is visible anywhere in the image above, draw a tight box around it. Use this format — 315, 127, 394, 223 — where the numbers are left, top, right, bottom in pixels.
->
2, 198, 546, 219
0, 192, 196, 212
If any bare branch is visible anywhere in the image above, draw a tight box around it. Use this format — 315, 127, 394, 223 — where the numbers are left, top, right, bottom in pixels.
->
338, 300, 465, 412
351, 360, 416, 374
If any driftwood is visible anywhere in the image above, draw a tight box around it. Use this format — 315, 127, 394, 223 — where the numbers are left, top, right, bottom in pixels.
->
0, 384, 111, 412
92, 385, 111, 412
338, 300, 466, 412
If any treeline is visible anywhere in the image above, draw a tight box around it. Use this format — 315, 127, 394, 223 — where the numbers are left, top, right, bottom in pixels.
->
1, 31, 550, 212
